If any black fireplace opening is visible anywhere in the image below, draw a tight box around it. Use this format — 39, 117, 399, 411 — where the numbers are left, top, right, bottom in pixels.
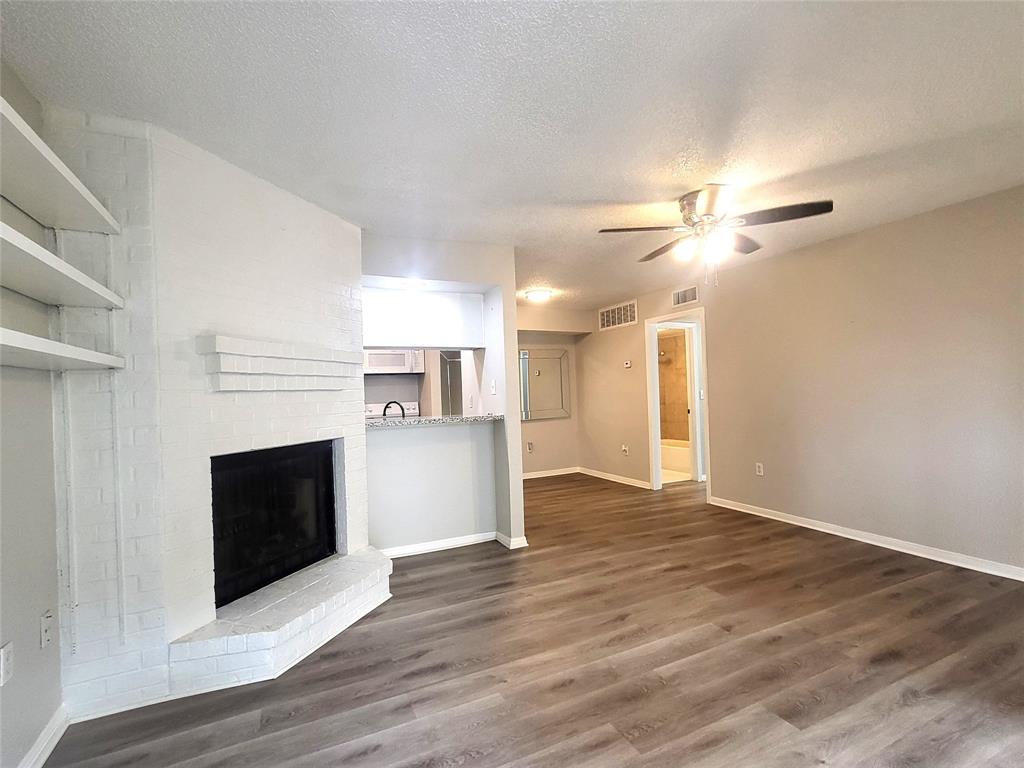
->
211, 440, 337, 607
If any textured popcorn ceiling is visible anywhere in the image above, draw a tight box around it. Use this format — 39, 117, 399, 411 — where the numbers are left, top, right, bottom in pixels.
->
2, 2, 1022, 309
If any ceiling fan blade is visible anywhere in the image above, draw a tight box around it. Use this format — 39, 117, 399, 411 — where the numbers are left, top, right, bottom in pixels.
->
639, 237, 685, 263
733, 233, 761, 254
600, 225, 684, 233
734, 200, 833, 227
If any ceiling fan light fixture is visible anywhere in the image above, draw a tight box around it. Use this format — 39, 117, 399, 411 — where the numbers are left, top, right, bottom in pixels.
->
704, 228, 734, 264
602, 183, 834, 277
524, 288, 554, 303
696, 183, 734, 219
672, 239, 698, 262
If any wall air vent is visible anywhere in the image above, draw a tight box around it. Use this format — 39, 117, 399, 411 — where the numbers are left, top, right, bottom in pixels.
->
671, 286, 699, 307
598, 299, 638, 331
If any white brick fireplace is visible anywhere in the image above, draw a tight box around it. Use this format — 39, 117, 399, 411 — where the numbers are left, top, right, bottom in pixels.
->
45, 110, 390, 719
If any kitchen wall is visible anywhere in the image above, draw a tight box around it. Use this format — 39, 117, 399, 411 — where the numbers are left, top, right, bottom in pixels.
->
364, 374, 420, 408
0, 62, 64, 768
362, 288, 484, 348
574, 185, 1024, 569
367, 424, 497, 550
362, 234, 526, 544
518, 332, 581, 474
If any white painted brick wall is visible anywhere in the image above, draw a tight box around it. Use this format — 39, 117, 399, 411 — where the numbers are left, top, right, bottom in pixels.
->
45, 106, 168, 720
149, 127, 367, 648
44, 111, 370, 719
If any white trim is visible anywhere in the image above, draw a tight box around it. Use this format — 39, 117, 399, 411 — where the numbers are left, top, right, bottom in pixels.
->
577, 467, 652, 490
379, 532, 498, 558
644, 307, 710, 496
496, 532, 529, 549
522, 466, 654, 490
709, 496, 1024, 583
522, 467, 581, 479
17, 704, 68, 768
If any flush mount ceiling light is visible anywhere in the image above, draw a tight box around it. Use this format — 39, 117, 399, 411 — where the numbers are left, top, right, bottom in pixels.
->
524, 288, 554, 303
599, 184, 834, 286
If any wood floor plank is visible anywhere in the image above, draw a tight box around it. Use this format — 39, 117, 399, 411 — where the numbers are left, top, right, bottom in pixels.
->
45, 474, 1024, 768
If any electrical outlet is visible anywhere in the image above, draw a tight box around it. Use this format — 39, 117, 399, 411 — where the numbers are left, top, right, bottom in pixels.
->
621, 444, 630, 456
468, 395, 474, 410
40, 610, 55, 648
527, 441, 534, 454
755, 462, 765, 477
0, 642, 12, 687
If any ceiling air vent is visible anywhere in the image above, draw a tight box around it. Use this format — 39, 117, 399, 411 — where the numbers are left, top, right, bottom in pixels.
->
598, 299, 638, 331
671, 286, 699, 307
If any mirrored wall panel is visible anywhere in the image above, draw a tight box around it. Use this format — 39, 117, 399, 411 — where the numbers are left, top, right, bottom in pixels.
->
519, 348, 570, 420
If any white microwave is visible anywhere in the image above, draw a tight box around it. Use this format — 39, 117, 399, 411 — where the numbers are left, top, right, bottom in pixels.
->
363, 349, 425, 375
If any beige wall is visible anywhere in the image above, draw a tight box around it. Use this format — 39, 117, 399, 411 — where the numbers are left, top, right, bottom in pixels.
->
518, 332, 581, 473
0, 62, 64, 768
574, 185, 1023, 568
517, 304, 593, 334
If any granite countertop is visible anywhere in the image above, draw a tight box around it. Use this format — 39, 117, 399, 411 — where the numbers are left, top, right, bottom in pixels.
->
365, 414, 505, 430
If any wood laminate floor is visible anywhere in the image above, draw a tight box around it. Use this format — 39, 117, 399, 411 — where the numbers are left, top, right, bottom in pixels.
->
47, 475, 1024, 767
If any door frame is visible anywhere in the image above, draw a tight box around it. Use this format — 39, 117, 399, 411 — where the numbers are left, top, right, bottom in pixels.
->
644, 306, 710, 497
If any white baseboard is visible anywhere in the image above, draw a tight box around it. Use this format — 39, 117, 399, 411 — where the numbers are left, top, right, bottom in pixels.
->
709, 496, 1024, 582
379, 532, 498, 558
18, 704, 68, 768
523, 467, 581, 479
577, 467, 652, 490
521, 466, 652, 490
496, 532, 529, 549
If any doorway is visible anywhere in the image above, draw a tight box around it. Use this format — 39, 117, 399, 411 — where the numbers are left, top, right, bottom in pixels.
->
644, 308, 709, 492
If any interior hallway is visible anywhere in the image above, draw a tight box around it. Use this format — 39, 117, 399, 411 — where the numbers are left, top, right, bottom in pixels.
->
45, 475, 1024, 767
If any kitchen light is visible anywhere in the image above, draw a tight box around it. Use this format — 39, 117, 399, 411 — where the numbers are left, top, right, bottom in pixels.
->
525, 288, 553, 303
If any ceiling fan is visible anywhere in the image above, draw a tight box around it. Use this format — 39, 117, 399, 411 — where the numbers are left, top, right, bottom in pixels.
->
599, 184, 833, 284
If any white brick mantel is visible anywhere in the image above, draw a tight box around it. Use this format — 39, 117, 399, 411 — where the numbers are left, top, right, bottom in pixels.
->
45, 110, 383, 720
197, 334, 362, 391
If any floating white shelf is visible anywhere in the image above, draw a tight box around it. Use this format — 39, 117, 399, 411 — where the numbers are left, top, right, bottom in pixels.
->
1, 328, 125, 371
0, 96, 120, 235
1, 223, 124, 308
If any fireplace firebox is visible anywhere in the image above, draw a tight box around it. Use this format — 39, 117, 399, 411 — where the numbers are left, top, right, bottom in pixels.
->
211, 440, 337, 607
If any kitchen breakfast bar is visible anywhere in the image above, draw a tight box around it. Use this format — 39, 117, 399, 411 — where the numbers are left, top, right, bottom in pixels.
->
365, 415, 517, 557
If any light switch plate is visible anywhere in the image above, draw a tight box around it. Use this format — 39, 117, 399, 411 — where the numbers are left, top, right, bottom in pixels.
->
0, 642, 12, 686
